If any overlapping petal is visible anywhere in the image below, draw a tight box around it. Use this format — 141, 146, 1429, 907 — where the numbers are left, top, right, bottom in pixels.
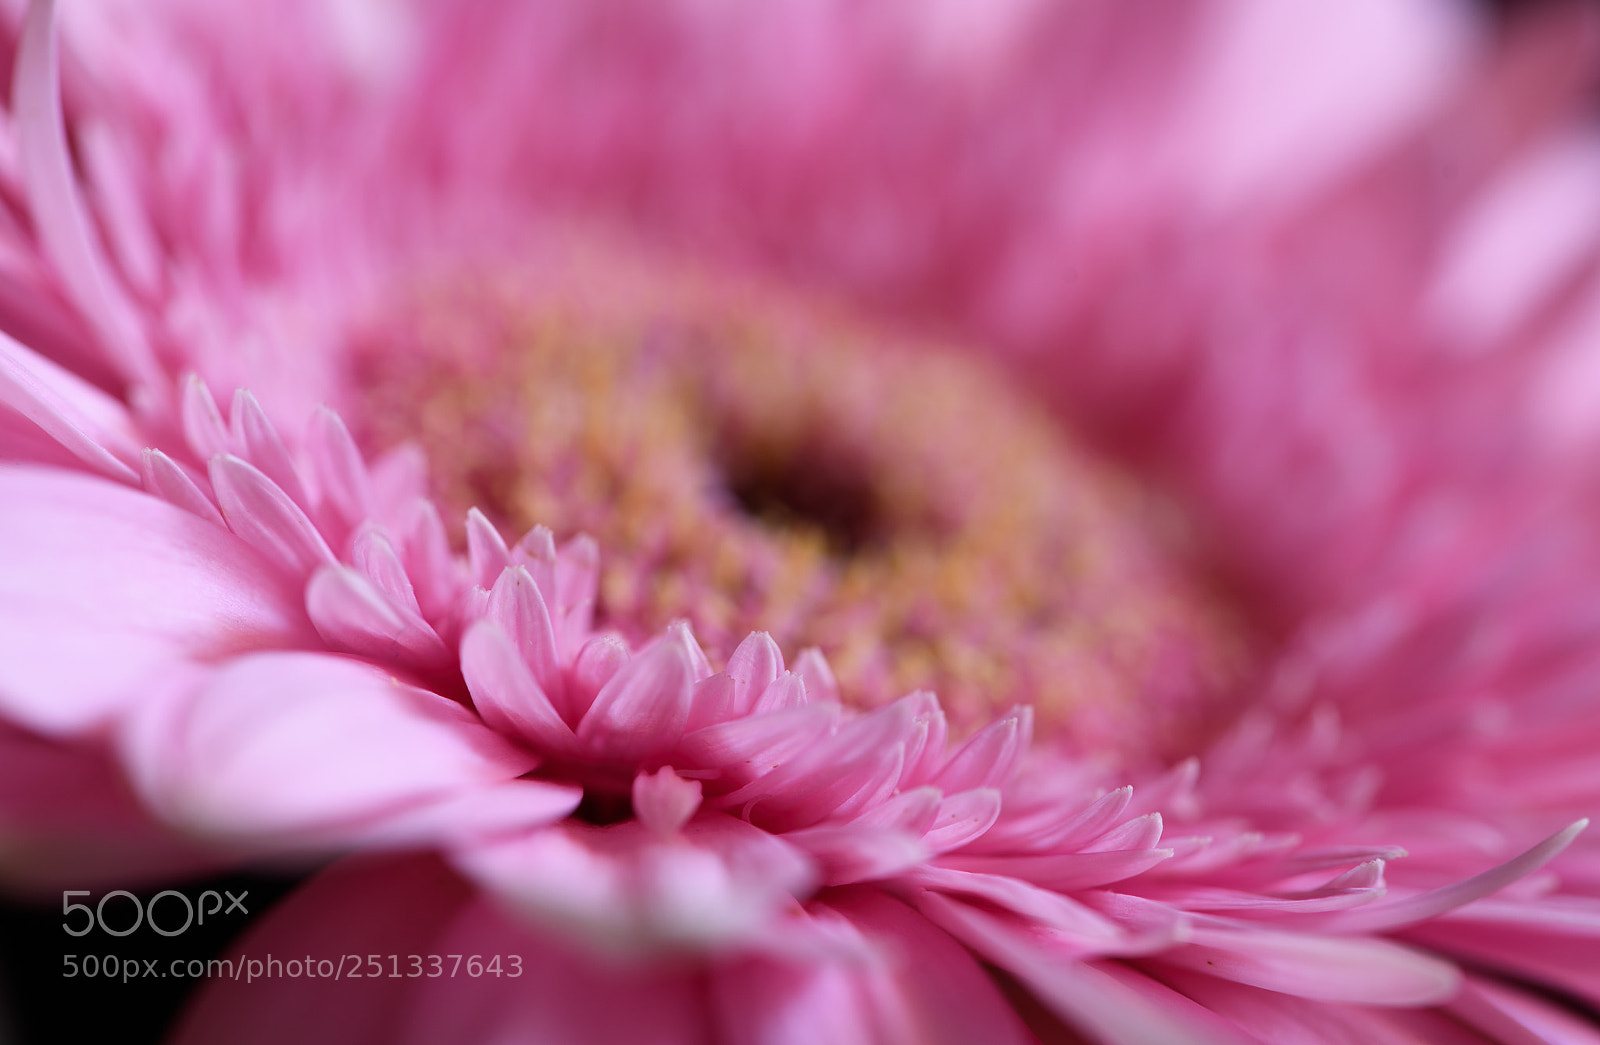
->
0, 0, 1596, 1043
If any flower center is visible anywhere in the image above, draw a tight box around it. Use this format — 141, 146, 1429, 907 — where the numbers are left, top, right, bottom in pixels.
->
348, 247, 1253, 762
720, 435, 882, 558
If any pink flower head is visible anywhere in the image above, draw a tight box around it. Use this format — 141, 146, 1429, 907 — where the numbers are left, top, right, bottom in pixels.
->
0, 0, 1598, 1043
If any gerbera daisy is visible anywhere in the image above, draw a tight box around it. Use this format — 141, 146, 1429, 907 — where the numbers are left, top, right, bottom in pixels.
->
1, 0, 1598, 1043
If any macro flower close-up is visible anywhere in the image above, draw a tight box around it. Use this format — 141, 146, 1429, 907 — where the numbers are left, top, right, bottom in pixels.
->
2, 0, 1600, 1042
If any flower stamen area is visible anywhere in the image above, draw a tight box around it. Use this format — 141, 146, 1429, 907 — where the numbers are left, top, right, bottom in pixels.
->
350, 251, 1253, 761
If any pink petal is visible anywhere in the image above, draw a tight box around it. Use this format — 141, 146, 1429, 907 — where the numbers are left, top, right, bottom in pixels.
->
0, 331, 137, 481
726, 630, 783, 713
454, 826, 630, 947
368, 443, 430, 519
348, 526, 423, 616
168, 853, 475, 1045
819, 744, 908, 824
633, 766, 703, 838
1081, 892, 1197, 951
784, 822, 929, 885
121, 651, 538, 845
509, 527, 562, 638
634, 841, 785, 945
1155, 968, 1471, 1045
1092, 965, 1264, 1045
1279, 844, 1410, 875
913, 866, 1132, 949
306, 405, 374, 531
1137, 880, 1388, 917
822, 891, 1040, 1045
793, 646, 840, 704
1403, 898, 1600, 1006
751, 670, 807, 714
569, 632, 630, 717
511, 524, 558, 589
210, 454, 337, 577
554, 533, 599, 643
0, 465, 314, 735
399, 895, 711, 1045
939, 844, 1174, 891
1159, 924, 1461, 1006
896, 690, 949, 789
672, 620, 715, 681
719, 891, 1040, 1044
230, 389, 308, 509
973, 785, 1134, 854
684, 671, 739, 732
715, 695, 923, 826
459, 619, 575, 751
181, 374, 234, 461
677, 816, 819, 911
1319, 859, 1388, 892
139, 448, 225, 525
305, 564, 450, 669
853, 786, 942, 835
718, 708, 908, 830
395, 496, 461, 621
1085, 812, 1165, 853
678, 703, 840, 779
931, 706, 1031, 793
575, 628, 695, 762
1452, 978, 1600, 1045
487, 564, 563, 699
0, 395, 92, 473
11, 0, 160, 388
923, 788, 1003, 853
1128, 757, 1200, 819
75, 122, 161, 297
465, 506, 512, 589
457, 816, 814, 951
347, 779, 581, 850
0, 719, 222, 890
917, 893, 1229, 1045
1314, 820, 1588, 933
712, 952, 885, 1045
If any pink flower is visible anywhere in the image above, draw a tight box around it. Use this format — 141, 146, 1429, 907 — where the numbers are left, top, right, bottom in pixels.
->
1, 0, 1599, 1043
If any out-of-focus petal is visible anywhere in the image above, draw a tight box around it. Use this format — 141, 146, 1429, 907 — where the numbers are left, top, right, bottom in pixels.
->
119, 651, 546, 846
0, 720, 222, 891
0, 464, 315, 735
169, 853, 476, 1045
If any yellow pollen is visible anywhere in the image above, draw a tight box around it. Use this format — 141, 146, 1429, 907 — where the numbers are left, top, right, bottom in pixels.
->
350, 248, 1253, 762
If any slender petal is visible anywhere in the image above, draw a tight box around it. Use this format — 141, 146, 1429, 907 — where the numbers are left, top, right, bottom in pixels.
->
11, 0, 160, 389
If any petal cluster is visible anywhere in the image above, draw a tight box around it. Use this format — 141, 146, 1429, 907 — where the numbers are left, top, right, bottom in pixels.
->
0, 1, 1598, 1044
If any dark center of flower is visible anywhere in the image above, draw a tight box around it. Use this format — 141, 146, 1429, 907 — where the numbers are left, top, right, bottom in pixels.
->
572, 788, 635, 828
720, 440, 883, 557
348, 244, 1254, 762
